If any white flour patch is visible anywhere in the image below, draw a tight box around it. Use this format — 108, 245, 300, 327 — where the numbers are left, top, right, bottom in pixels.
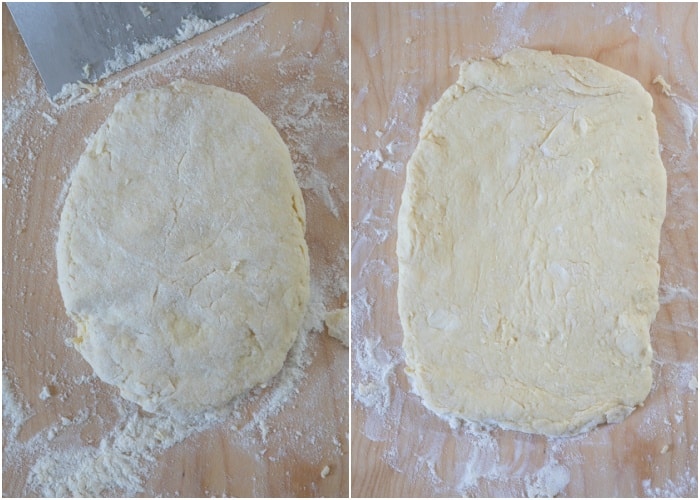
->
674, 98, 698, 145
524, 462, 571, 497
659, 283, 696, 304
622, 3, 644, 34
3, 67, 42, 139
490, 2, 536, 55
352, 336, 398, 416
643, 469, 698, 497
2, 373, 32, 439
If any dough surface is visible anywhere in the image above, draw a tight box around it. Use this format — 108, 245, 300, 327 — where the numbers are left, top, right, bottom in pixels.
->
57, 80, 310, 414
397, 49, 666, 436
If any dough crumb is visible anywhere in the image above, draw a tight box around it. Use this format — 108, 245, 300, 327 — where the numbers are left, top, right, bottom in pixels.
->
652, 75, 675, 97
320, 465, 331, 478
405, 36, 413, 44
689, 375, 698, 391
139, 5, 151, 18
324, 307, 349, 347
77, 81, 99, 95
660, 444, 670, 454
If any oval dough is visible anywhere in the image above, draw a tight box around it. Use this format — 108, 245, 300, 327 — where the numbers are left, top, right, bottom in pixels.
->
397, 49, 666, 436
57, 80, 310, 414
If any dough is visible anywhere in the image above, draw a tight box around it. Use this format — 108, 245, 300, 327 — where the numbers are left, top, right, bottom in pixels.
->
324, 307, 349, 347
397, 49, 666, 436
57, 80, 310, 414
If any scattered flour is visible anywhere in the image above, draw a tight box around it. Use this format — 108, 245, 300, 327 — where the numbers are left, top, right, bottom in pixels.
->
352, 336, 399, 416
642, 469, 698, 497
674, 98, 698, 145
525, 463, 571, 498
2, 373, 32, 439
659, 282, 696, 304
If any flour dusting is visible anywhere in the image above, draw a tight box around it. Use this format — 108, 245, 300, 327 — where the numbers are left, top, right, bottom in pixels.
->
2, 373, 32, 439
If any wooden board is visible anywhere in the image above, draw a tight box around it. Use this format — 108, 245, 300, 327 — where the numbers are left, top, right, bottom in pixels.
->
2, 3, 348, 497
351, 3, 697, 497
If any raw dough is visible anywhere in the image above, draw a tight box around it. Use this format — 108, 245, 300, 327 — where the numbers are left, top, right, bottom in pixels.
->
397, 49, 666, 436
324, 307, 349, 347
57, 80, 310, 414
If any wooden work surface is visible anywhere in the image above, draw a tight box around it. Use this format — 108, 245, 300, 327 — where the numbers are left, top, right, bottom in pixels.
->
3, 3, 348, 497
351, 3, 697, 497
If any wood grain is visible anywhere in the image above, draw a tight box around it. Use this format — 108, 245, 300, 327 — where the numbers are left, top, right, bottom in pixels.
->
2, 3, 348, 497
351, 3, 697, 497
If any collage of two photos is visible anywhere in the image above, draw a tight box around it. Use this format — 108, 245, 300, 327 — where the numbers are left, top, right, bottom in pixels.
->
2, 2, 697, 498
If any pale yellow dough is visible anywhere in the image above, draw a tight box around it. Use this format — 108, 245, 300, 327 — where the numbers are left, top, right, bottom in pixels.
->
397, 49, 666, 436
324, 307, 349, 347
57, 80, 310, 415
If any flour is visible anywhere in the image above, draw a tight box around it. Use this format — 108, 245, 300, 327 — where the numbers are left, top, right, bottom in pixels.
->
642, 469, 698, 497
659, 283, 696, 305
352, 336, 398, 416
2, 67, 42, 139
2, 373, 32, 439
489, 2, 534, 55
690, 376, 698, 392
622, 3, 644, 34
674, 98, 698, 145
3, 4, 348, 496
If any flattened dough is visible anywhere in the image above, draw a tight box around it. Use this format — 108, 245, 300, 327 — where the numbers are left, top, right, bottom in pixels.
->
397, 49, 666, 436
57, 80, 310, 414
